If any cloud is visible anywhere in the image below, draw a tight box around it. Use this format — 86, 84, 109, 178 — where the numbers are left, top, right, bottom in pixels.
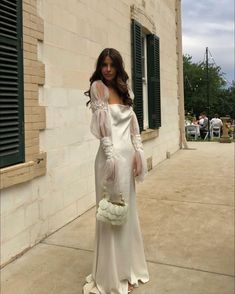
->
182, 0, 234, 83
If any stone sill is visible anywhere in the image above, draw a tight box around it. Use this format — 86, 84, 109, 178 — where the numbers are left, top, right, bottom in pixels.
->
0, 152, 47, 189
141, 128, 159, 142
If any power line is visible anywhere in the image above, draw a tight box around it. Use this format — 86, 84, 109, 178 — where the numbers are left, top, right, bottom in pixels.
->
208, 49, 233, 86
208, 49, 219, 68
184, 48, 233, 91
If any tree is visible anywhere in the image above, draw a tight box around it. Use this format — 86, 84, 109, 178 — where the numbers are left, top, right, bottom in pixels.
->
219, 81, 235, 119
183, 54, 234, 119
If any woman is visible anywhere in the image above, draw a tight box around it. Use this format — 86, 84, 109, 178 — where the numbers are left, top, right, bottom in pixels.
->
83, 48, 149, 294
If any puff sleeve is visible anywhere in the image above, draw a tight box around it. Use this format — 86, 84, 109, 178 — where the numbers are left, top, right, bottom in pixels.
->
90, 81, 117, 183
130, 111, 148, 182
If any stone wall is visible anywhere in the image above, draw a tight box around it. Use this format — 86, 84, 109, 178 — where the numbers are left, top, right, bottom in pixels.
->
1, 0, 46, 266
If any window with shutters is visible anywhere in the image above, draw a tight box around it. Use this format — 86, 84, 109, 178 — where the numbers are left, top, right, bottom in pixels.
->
0, 0, 25, 168
131, 19, 161, 132
142, 32, 149, 129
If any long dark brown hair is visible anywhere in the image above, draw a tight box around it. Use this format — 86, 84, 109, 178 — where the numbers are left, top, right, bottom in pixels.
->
85, 48, 133, 106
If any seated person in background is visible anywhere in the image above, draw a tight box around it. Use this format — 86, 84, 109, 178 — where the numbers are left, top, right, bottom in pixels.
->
191, 117, 199, 125
199, 112, 208, 139
210, 114, 223, 128
191, 116, 200, 137
198, 115, 204, 126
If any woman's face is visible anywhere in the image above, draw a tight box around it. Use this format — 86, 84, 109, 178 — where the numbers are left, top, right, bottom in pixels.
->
101, 56, 117, 81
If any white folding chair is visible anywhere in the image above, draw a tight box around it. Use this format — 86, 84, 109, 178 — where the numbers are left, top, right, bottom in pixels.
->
210, 124, 221, 139
185, 125, 198, 140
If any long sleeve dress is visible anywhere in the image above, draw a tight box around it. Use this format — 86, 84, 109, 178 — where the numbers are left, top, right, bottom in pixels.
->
83, 80, 149, 294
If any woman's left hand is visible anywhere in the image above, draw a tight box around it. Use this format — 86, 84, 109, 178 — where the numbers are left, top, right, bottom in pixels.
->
133, 153, 142, 177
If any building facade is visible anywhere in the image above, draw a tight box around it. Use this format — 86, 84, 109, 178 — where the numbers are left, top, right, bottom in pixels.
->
0, 0, 185, 267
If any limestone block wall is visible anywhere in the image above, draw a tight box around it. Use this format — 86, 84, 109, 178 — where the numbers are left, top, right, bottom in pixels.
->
1, 0, 47, 267
0, 0, 183, 267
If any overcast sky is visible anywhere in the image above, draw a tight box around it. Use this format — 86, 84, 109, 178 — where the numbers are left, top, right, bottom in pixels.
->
182, 0, 234, 85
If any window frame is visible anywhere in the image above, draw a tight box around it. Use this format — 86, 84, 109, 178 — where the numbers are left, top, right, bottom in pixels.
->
131, 19, 161, 132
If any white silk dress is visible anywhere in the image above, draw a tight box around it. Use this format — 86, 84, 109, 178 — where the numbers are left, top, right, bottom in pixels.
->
83, 80, 149, 294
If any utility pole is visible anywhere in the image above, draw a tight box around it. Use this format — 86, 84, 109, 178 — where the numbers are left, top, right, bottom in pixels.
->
206, 47, 210, 140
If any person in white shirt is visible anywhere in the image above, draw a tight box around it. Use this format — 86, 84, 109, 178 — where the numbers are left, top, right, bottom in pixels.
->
210, 114, 223, 138
210, 114, 223, 128
198, 115, 204, 126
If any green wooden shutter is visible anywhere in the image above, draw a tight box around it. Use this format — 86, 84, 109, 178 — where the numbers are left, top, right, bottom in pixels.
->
131, 19, 143, 131
0, 0, 24, 168
147, 34, 161, 128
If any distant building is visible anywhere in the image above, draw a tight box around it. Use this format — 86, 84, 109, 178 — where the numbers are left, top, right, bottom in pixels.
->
0, 0, 185, 266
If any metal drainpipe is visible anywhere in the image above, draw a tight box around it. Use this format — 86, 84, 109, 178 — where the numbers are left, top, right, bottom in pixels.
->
176, 0, 188, 149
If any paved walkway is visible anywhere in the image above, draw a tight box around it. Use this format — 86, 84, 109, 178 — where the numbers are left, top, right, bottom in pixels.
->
1, 142, 234, 294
